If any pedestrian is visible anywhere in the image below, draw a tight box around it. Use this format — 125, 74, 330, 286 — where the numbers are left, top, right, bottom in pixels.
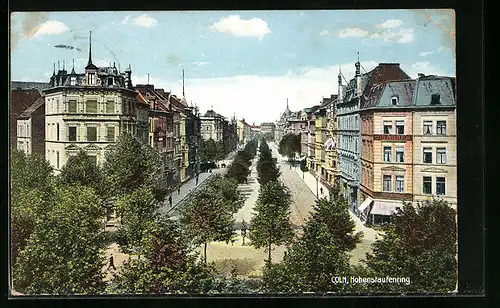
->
178, 187, 181, 195
168, 195, 172, 208
108, 255, 116, 271
320, 187, 324, 195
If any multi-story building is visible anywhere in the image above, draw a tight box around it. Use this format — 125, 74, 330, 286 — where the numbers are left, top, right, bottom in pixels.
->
359, 79, 416, 223
304, 106, 319, 170
411, 75, 457, 208
10, 88, 45, 154
315, 95, 337, 186
135, 84, 174, 188
237, 118, 253, 147
260, 122, 276, 140
357, 74, 456, 224
185, 105, 201, 178
323, 94, 340, 187
200, 109, 224, 142
227, 116, 238, 153
43, 35, 138, 171
337, 61, 410, 213
16, 95, 45, 156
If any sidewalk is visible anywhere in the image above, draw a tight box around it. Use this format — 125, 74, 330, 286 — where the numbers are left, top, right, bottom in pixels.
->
161, 151, 237, 216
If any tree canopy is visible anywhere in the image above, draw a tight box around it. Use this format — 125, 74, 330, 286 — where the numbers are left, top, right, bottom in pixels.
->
363, 199, 457, 293
249, 180, 294, 264
278, 133, 301, 161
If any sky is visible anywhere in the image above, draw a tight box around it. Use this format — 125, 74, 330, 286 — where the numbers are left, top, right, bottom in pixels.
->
10, 10, 456, 124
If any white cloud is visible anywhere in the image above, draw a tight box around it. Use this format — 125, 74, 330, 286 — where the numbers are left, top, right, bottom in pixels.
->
370, 28, 415, 44
319, 30, 330, 36
209, 15, 271, 40
284, 53, 296, 59
337, 28, 369, 38
32, 20, 69, 38
192, 61, 210, 66
134, 14, 157, 28
376, 19, 403, 29
93, 58, 113, 67
419, 51, 434, 57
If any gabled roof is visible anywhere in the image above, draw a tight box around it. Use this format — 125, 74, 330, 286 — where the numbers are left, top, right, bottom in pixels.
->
17, 97, 45, 119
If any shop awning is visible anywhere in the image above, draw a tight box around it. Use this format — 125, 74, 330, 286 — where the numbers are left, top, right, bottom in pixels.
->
358, 197, 373, 212
370, 201, 402, 216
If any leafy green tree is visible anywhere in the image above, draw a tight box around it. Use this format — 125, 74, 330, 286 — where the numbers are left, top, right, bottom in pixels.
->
226, 160, 250, 184
58, 149, 106, 194
249, 180, 294, 264
102, 133, 168, 202
13, 185, 106, 295
363, 199, 457, 293
262, 191, 361, 293
10, 149, 53, 199
279, 133, 301, 163
116, 187, 160, 255
200, 138, 219, 163
180, 188, 235, 264
10, 150, 54, 266
207, 174, 244, 213
257, 139, 280, 186
216, 140, 228, 161
108, 216, 215, 294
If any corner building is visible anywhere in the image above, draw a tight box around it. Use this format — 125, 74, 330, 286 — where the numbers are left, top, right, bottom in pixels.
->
43, 33, 137, 171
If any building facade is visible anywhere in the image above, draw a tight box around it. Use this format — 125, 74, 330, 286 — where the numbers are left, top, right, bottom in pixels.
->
200, 110, 224, 142
337, 62, 410, 213
16, 96, 45, 156
260, 122, 276, 140
11, 89, 44, 154
43, 40, 138, 171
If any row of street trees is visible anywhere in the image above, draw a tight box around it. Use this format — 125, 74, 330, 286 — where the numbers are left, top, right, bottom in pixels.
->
225, 139, 258, 184
249, 139, 294, 264
259, 183, 457, 293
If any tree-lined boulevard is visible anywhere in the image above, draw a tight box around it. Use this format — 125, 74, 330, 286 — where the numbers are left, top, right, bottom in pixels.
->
11, 133, 457, 294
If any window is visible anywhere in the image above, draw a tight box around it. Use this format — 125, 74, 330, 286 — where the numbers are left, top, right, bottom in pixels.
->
108, 77, 113, 86
383, 175, 392, 192
68, 100, 77, 113
436, 177, 446, 195
70, 76, 76, 86
86, 100, 98, 113
396, 147, 405, 162
68, 126, 77, 141
391, 96, 398, 105
383, 121, 393, 134
107, 126, 115, 142
437, 148, 447, 164
88, 73, 96, 85
423, 176, 432, 194
106, 101, 114, 114
383, 146, 392, 162
87, 127, 97, 141
56, 151, 60, 169
423, 121, 433, 135
396, 120, 404, 134
56, 123, 60, 141
437, 121, 447, 135
396, 176, 405, 192
423, 148, 433, 163
431, 94, 441, 105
